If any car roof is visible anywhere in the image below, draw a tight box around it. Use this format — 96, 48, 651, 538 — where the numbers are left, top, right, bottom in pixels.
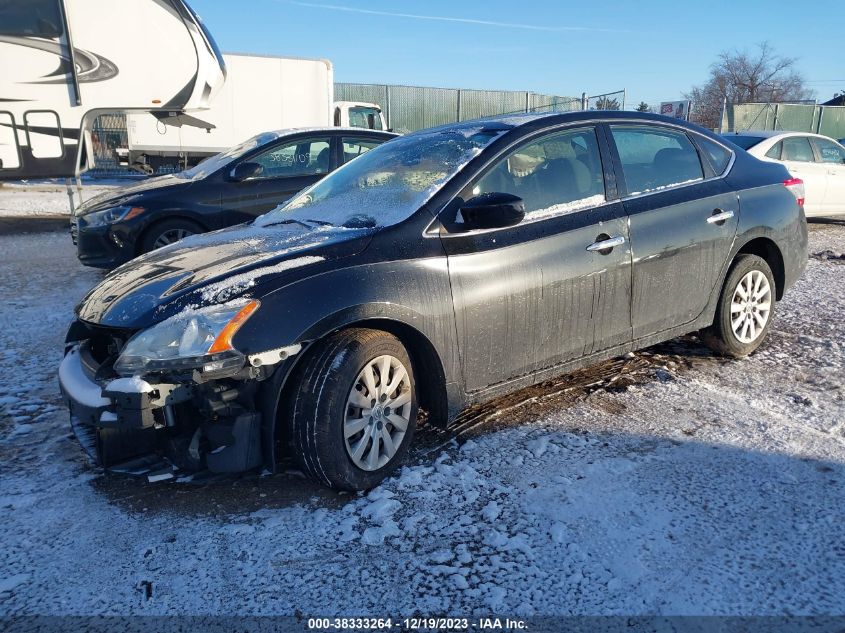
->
404, 110, 719, 139
723, 130, 839, 142
261, 127, 398, 140
722, 130, 784, 138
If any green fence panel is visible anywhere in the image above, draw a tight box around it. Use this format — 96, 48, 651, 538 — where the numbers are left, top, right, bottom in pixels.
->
819, 107, 845, 140
775, 104, 818, 133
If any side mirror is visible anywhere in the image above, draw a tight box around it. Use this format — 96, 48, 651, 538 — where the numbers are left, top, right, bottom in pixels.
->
229, 161, 263, 182
458, 192, 525, 230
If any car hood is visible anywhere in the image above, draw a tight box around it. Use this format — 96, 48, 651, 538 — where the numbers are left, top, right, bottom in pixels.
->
76, 222, 376, 328
78, 175, 191, 213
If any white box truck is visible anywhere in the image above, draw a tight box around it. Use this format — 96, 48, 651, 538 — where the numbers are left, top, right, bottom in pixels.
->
117, 53, 386, 174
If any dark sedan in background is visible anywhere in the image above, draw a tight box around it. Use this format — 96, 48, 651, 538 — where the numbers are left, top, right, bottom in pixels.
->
71, 128, 397, 268
60, 111, 807, 491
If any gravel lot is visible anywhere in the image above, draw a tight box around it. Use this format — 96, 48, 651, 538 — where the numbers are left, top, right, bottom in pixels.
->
1, 213, 844, 616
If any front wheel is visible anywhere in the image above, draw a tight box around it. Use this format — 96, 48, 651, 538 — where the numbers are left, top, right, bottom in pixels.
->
139, 218, 203, 254
703, 254, 776, 358
287, 329, 418, 491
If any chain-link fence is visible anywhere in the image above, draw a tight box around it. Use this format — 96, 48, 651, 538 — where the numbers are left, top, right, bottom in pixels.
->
335, 82, 586, 133
722, 102, 845, 140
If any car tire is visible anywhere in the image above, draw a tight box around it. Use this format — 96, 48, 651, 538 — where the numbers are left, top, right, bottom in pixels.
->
287, 328, 418, 491
139, 218, 203, 254
703, 254, 776, 358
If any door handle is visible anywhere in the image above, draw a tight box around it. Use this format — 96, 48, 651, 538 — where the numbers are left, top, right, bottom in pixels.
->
707, 209, 734, 225
587, 235, 625, 253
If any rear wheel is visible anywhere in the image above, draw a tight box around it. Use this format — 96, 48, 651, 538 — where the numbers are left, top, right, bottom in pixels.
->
703, 254, 776, 357
139, 218, 203, 254
287, 329, 417, 491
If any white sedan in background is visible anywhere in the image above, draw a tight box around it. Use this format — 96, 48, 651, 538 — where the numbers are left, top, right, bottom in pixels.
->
723, 131, 845, 217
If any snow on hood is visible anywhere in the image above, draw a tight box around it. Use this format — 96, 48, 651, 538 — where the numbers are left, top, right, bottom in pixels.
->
75, 222, 374, 328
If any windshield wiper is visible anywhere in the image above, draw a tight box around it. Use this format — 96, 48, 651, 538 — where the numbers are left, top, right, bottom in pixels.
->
260, 218, 315, 229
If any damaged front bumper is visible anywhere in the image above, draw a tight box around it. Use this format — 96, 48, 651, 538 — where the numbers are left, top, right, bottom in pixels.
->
58, 342, 269, 478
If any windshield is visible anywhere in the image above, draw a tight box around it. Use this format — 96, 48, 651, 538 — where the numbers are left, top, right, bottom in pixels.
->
256, 126, 507, 229
179, 132, 279, 180
722, 135, 766, 150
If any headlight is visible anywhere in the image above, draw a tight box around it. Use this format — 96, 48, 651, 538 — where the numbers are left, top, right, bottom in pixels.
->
84, 205, 145, 227
114, 300, 259, 375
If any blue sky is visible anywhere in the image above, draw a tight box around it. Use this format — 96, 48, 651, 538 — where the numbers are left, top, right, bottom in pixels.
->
190, 0, 845, 108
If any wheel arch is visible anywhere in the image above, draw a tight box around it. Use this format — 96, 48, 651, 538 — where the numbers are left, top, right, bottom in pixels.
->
258, 314, 450, 471
135, 213, 209, 256
734, 236, 786, 300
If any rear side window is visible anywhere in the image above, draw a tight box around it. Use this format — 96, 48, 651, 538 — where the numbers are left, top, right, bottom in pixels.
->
472, 127, 606, 220
610, 125, 704, 195
813, 138, 845, 164
341, 137, 385, 164
782, 137, 815, 162
697, 136, 732, 174
765, 142, 783, 159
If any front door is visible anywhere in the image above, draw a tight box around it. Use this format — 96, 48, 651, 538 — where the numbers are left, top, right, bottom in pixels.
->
608, 124, 740, 339
439, 125, 632, 392
220, 136, 334, 221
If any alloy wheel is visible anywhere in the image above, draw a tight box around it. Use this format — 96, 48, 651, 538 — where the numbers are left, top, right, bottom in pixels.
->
344, 354, 413, 471
152, 228, 194, 249
730, 270, 772, 344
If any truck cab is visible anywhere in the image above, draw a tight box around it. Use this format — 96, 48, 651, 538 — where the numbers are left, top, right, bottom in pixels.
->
333, 102, 387, 131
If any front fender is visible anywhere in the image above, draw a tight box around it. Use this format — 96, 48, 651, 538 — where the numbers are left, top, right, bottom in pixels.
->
233, 257, 461, 385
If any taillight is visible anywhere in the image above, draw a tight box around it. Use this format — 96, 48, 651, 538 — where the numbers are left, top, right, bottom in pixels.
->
784, 177, 805, 207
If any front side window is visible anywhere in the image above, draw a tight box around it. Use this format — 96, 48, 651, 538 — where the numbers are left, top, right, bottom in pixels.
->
250, 137, 331, 178
611, 125, 704, 195
813, 138, 845, 164
781, 137, 815, 163
471, 127, 606, 220
342, 137, 386, 164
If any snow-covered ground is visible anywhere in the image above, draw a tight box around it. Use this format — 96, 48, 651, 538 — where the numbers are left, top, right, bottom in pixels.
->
1, 221, 844, 616
0, 179, 127, 217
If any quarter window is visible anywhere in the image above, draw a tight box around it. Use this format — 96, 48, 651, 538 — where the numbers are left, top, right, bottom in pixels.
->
341, 137, 385, 164
781, 137, 815, 163
250, 137, 331, 178
813, 138, 845, 164
610, 125, 704, 195
697, 136, 732, 174
470, 127, 606, 220
765, 142, 783, 160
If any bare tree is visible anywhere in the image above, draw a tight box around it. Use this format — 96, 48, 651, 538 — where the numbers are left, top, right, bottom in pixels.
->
685, 42, 813, 129
592, 96, 620, 110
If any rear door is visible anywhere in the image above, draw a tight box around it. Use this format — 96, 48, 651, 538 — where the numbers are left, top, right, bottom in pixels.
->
779, 135, 827, 215
220, 135, 334, 220
811, 137, 845, 215
439, 125, 631, 392
608, 123, 739, 339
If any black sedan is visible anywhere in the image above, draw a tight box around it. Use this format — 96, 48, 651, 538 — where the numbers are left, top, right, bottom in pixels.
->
59, 111, 807, 490
71, 128, 397, 268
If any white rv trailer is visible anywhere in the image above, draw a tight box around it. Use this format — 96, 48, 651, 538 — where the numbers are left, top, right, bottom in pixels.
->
0, 0, 226, 180
117, 53, 387, 174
